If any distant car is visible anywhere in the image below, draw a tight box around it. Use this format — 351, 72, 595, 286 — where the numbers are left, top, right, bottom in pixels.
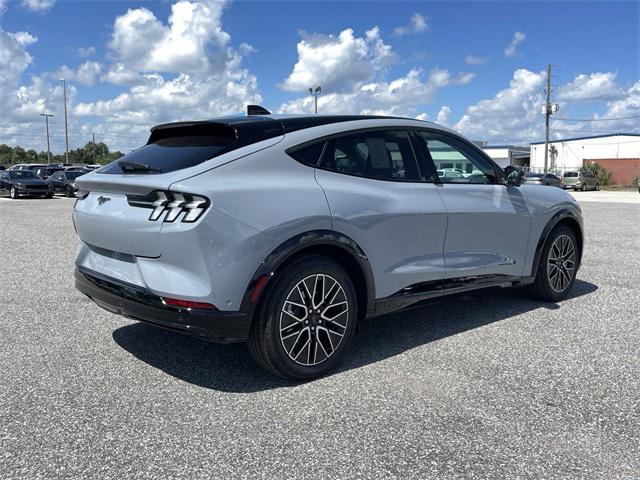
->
48, 170, 87, 197
0, 169, 53, 199
524, 172, 562, 187
34, 166, 64, 180
7, 163, 47, 171
562, 171, 599, 191
436, 168, 466, 180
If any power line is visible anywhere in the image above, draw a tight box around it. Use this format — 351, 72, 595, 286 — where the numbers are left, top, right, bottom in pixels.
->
552, 114, 640, 122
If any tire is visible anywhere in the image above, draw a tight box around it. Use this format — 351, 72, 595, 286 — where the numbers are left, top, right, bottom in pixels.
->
65, 186, 74, 198
10, 186, 17, 199
248, 255, 358, 380
528, 225, 578, 302
595, 183, 600, 191
45, 193, 53, 199
581, 184, 586, 192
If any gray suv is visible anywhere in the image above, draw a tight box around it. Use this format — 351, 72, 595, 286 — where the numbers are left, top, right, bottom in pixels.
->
73, 112, 584, 380
562, 170, 600, 191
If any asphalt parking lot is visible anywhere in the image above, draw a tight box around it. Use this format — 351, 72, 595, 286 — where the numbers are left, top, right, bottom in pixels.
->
1, 192, 638, 479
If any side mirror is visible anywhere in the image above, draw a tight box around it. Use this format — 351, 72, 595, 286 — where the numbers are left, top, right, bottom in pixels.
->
504, 165, 525, 187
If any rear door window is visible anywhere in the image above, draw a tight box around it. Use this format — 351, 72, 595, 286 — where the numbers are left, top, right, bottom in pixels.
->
319, 130, 420, 181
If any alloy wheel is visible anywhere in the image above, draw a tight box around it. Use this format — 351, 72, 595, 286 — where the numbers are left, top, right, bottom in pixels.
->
547, 234, 576, 293
279, 273, 349, 366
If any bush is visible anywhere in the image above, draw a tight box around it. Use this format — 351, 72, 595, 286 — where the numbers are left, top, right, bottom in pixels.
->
583, 162, 612, 186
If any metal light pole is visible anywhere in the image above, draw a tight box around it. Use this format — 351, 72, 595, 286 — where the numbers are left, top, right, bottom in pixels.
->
308, 86, 321, 114
40, 113, 54, 163
60, 78, 69, 163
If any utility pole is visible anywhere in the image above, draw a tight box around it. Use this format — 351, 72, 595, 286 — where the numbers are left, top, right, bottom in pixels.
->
544, 64, 551, 173
308, 86, 321, 114
92, 132, 97, 164
60, 78, 69, 163
40, 113, 54, 163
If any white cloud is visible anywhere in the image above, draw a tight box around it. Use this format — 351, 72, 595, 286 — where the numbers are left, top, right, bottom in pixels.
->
279, 67, 455, 116
280, 27, 395, 93
454, 68, 545, 142
465, 54, 489, 66
77, 46, 96, 58
57, 61, 102, 86
21, 0, 55, 12
556, 72, 622, 102
74, 0, 260, 151
436, 106, 451, 125
393, 13, 429, 36
9, 31, 38, 46
108, 0, 231, 74
415, 113, 429, 121
504, 31, 525, 58
100, 62, 144, 86
456, 72, 476, 85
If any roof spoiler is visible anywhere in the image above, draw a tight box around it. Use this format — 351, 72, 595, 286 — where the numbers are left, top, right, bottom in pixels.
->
247, 105, 271, 116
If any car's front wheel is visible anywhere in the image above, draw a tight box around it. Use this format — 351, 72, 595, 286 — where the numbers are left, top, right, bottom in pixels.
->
10, 186, 17, 199
248, 255, 357, 380
65, 186, 74, 198
595, 183, 600, 191
529, 225, 578, 302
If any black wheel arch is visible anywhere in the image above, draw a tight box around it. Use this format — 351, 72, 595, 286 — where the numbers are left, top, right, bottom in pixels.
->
240, 230, 376, 325
530, 208, 583, 278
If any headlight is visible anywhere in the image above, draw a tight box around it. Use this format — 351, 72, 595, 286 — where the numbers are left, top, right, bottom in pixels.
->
126, 190, 210, 223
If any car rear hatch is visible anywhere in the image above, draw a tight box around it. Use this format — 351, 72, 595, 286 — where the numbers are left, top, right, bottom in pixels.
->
73, 118, 284, 258
563, 172, 578, 186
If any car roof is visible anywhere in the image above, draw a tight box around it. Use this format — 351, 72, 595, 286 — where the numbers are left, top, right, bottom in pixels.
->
148, 113, 456, 150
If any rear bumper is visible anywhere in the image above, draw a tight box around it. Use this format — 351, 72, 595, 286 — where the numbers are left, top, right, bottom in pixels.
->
75, 266, 250, 343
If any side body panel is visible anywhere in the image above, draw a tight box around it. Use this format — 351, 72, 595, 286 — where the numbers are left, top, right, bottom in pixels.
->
435, 184, 532, 278
315, 169, 448, 298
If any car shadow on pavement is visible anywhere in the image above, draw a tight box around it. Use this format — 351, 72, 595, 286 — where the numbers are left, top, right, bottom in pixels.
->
112, 279, 598, 393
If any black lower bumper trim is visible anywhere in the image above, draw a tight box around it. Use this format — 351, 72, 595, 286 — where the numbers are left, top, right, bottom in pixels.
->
75, 266, 250, 343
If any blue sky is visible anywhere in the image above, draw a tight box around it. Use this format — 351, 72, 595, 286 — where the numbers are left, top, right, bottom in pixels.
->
0, 0, 638, 153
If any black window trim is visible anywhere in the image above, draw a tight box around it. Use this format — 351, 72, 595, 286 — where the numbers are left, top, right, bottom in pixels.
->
286, 126, 428, 184
412, 128, 505, 186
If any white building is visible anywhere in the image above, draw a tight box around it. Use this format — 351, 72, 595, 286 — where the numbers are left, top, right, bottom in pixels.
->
481, 145, 530, 169
530, 133, 640, 173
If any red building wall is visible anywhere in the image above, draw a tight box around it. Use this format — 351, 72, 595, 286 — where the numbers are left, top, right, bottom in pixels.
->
583, 158, 640, 186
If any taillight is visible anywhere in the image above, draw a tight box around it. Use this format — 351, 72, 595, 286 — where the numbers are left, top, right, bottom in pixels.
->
127, 190, 210, 223
162, 297, 217, 310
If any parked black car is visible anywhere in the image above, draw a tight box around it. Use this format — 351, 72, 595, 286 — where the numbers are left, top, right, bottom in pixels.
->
0, 170, 53, 199
48, 170, 87, 197
34, 166, 64, 180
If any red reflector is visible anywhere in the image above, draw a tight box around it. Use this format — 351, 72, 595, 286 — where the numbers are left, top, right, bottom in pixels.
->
250, 275, 269, 304
162, 297, 217, 310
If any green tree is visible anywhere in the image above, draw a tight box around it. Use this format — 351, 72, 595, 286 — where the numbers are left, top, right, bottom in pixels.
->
583, 162, 612, 186
12, 146, 26, 165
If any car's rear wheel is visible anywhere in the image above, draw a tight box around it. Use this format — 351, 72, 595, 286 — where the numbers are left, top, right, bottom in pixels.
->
529, 225, 578, 302
581, 184, 586, 191
248, 255, 357, 380
595, 183, 600, 191
10, 186, 17, 199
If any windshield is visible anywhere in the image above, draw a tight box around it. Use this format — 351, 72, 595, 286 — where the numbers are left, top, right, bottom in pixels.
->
65, 171, 86, 180
526, 173, 543, 178
9, 171, 36, 179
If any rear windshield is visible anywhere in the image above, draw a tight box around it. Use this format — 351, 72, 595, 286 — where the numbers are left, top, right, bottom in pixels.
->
563, 172, 578, 177
526, 173, 543, 178
97, 136, 233, 174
